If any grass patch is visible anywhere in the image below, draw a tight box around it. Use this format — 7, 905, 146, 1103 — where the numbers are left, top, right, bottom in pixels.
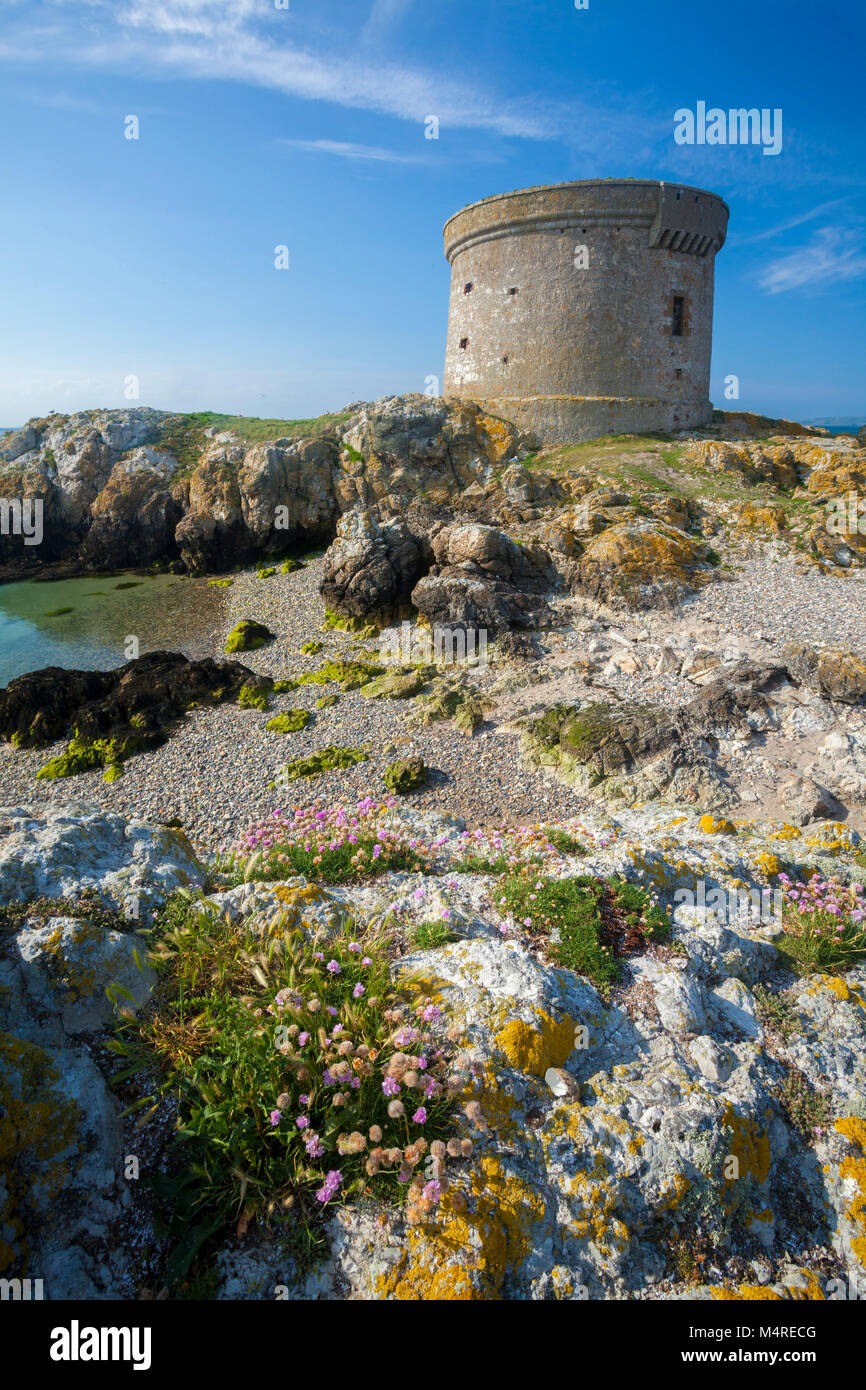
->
498, 871, 668, 989
410, 919, 457, 950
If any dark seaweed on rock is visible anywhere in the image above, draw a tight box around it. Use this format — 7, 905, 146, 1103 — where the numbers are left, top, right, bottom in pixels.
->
0, 650, 271, 752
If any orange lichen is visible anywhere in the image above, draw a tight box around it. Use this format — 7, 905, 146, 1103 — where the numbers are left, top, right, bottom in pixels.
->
375, 1156, 545, 1300
494, 1010, 577, 1077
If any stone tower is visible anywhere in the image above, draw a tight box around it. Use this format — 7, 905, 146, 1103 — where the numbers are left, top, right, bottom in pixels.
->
443, 179, 728, 445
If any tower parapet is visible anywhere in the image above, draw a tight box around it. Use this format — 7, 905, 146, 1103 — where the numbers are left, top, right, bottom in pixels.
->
443, 179, 729, 444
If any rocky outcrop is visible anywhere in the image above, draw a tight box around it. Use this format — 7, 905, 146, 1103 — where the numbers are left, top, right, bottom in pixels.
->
522, 661, 792, 809
783, 641, 866, 704
319, 509, 428, 618
0, 651, 270, 765
575, 520, 718, 609
0, 397, 523, 577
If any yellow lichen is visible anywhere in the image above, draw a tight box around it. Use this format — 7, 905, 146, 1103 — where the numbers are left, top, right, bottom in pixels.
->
494, 1010, 578, 1077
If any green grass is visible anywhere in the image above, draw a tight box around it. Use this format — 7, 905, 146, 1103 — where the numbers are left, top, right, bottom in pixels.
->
143, 410, 352, 478
497, 871, 669, 989
410, 919, 457, 950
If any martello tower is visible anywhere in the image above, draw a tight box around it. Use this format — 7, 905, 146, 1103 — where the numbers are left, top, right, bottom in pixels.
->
443, 179, 729, 445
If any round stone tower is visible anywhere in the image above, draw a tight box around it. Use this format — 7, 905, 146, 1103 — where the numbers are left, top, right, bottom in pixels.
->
443, 179, 728, 444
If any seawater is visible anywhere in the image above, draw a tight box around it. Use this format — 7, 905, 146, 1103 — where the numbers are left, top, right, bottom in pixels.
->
0, 573, 228, 687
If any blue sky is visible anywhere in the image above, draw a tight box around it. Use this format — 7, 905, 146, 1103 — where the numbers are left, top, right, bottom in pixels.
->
0, 0, 864, 425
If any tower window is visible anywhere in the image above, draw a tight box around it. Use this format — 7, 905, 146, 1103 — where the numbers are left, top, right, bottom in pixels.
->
459, 337, 469, 350
507, 287, 518, 296
464, 282, 473, 294
672, 296, 685, 337
502, 354, 509, 364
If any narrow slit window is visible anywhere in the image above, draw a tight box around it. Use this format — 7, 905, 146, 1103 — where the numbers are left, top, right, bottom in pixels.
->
672, 296, 685, 337
464, 282, 473, 294
459, 337, 469, 350
507, 287, 518, 296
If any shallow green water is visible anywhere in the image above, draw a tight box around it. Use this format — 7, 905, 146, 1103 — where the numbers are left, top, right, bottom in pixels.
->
0, 573, 228, 687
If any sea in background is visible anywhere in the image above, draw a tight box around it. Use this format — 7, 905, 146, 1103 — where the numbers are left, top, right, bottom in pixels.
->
0, 572, 228, 687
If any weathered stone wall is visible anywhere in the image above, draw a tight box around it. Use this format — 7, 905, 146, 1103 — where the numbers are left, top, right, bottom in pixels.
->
443, 180, 728, 444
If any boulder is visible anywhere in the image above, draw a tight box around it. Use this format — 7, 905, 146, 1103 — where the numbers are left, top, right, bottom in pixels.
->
320, 509, 428, 618
784, 640, 866, 704
575, 520, 717, 610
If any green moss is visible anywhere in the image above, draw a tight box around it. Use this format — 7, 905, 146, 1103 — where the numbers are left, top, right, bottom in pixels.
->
313, 658, 385, 690
102, 763, 123, 783
257, 566, 276, 579
383, 757, 427, 794
273, 679, 298, 694
360, 668, 432, 700
115, 581, 141, 590
279, 558, 303, 574
225, 620, 274, 654
301, 640, 323, 655
322, 609, 379, 639
35, 728, 141, 780
208, 578, 234, 588
238, 684, 270, 712
316, 693, 339, 709
266, 709, 310, 733
43, 607, 74, 617
274, 746, 368, 782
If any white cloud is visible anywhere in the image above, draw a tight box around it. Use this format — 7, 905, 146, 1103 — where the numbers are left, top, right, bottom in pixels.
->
278, 137, 425, 164
758, 227, 866, 294
0, 0, 552, 140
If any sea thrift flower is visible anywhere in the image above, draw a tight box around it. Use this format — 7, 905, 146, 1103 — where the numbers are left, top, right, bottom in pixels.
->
412, 1107, 427, 1124
382, 1077, 400, 1097
315, 1171, 342, 1203
269, 1111, 282, 1126
296, 1115, 310, 1130
353, 983, 365, 998
326, 960, 341, 974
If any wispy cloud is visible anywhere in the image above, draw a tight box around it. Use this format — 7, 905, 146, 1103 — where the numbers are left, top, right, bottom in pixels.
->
735, 198, 848, 246
361, 0, 412, 45
0, 0, 553, 140
758, 226, 866, 294
278, 137, 425, 164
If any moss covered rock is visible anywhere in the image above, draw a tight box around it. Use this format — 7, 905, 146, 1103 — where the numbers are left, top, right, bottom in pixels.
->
384, 756, 427, 794
273, 745, 368, 782
266, 709, 310, 733
225, 620, 275, 654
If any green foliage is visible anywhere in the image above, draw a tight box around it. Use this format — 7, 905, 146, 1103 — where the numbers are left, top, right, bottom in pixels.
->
774, 1067, 831, 1141
315, 658, 385, 690
273, 679, 298, 694
207, 578, 233, 588
301, 640, 324, 655
113, 903, 460, 1270
410, 919, 456, 950
497, 871, 668, 989
266, 709, 310, 733
35, 728, 139, 781
316, 694, 339, 709
257, 566, 277, 580
752, 983, 799, 1042
322, 609, 379, 639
